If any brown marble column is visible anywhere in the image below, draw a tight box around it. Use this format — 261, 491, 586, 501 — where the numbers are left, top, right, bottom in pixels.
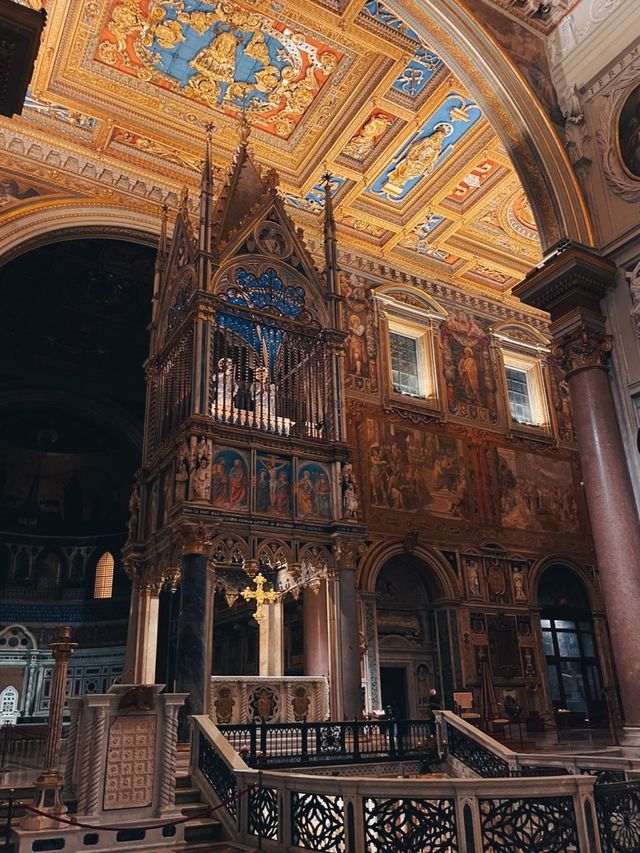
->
330, 538, 363, 719
303, 581, 330, 677
514, 244, 640, 740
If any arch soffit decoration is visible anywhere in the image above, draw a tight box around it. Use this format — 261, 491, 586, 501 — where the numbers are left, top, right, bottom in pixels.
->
386, 0, 593, 251
0, 203, 160, 266
530, 554, 603, 612
359, 540, 460, 600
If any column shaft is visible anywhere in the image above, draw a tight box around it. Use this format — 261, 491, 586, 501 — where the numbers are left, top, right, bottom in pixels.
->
568, 366, 640, 725
303, 582, 329, 677
134, 588, 161, 684
175, 553, 210, 717
337, 568, 362, 719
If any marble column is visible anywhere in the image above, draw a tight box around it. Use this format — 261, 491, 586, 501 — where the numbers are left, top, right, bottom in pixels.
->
123, 562, 164, 684
336, 567, 362, 719
259, 600, 284, 677
176, 552, 211, 724
303, 581, 330, 677
514, 244, 640, 740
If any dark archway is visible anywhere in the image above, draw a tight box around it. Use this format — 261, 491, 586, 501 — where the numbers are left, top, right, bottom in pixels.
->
538, 564, 606, 727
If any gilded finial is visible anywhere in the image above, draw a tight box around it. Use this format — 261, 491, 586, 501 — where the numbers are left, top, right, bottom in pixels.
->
179, 186, 189, 210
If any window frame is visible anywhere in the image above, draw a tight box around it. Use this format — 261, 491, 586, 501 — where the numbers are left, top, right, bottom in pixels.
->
376, 291, 443, 414
94, 552, 114, 599
497, 334, 552, 436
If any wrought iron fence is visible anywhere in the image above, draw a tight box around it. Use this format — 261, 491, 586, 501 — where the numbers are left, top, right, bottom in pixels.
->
595, 778, 640, 852
219, 718, 436, 768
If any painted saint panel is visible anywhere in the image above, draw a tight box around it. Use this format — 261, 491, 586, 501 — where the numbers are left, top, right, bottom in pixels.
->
497, 447, 578, 533
365, 418, 469, 518
296, 462, 332, 520
211, 447, 249, 510
256, 453, 292, 517
441, 309, 497, 424
341, 273, 378, 394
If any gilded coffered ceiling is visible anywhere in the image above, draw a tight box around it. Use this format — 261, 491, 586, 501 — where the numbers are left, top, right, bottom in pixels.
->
1, 0, 546, 294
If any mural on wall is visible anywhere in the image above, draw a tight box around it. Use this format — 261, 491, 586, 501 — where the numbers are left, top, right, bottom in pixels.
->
0, 172, 57, 212
617, 82, 640, 178
210, 447, 249, 510
441, 310, 497, 423
497, 447, 578, 533
296, 462, 332, 520
365, 418, 469, 518
341, 273, 378, 393
256, 453, 292, 517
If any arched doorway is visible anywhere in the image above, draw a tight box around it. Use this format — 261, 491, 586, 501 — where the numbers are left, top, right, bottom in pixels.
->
375, 556, 440, 719
538, 565, 606, 727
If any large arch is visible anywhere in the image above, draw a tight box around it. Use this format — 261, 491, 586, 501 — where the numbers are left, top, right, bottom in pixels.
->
388, 0, 593, 250
530, 554, 603, 613
0, 202, 159, 265
359, 539, 461, 600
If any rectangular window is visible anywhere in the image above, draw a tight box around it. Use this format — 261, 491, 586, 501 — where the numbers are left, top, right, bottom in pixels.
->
506, 366, 534, 424
390, 332, 421, 397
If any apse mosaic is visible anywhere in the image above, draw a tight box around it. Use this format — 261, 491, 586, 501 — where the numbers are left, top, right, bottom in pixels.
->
96, 0, 343, 138
367, 95, 482, 203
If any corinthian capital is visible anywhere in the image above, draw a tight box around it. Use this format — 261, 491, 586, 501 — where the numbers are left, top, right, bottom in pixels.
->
552, 324, 612, 377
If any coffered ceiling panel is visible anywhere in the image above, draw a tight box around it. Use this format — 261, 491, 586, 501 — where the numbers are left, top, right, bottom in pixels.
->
2, 0, 543, 294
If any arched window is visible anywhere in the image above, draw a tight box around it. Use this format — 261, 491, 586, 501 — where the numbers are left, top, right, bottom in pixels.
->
94, 552, 114, 599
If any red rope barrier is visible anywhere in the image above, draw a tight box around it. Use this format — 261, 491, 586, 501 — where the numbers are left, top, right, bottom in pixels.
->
16, 783, 253, 832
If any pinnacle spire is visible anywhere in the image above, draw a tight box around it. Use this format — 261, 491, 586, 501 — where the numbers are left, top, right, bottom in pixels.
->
199, 123, 215, 254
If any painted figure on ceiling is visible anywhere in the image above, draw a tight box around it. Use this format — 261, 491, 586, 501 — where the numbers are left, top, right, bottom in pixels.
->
383, 124, 448, 197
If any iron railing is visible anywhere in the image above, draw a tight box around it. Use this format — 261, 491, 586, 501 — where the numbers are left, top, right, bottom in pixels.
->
219, 718, 436, 768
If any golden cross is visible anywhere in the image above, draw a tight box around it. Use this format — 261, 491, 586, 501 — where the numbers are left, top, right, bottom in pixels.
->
240, 572, 278, 624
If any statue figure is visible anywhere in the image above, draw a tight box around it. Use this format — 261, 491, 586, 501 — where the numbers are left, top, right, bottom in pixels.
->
251, 366, 276, 424
213, 357, 236, 420
341, 462, 360, 519
466, 559, 480, 597
190, 28, 239, 84
383, 124, 448, 197
512, 568, 527, 601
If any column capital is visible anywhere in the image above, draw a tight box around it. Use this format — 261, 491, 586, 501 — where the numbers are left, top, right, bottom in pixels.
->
551, 314, 613, 378
332, 537, 366, 571
178, 523, 216, 557
124, 559, 166, 594
49, 626, 77, 661
512, 242, 616, 322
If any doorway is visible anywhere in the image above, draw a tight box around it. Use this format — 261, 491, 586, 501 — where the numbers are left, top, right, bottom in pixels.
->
380, 667, 408, 719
